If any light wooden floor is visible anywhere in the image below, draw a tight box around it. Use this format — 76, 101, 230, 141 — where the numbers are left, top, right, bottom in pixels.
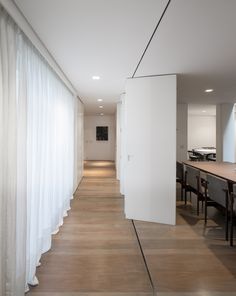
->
29, 161, 152, 296
29, 161, 236, 296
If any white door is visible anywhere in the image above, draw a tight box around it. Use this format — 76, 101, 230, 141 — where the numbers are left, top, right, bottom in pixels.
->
124, 75, 176, 225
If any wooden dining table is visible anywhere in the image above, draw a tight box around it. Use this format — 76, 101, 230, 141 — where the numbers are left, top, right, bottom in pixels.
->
183, 160, 236, 189
183, 161, 236, 246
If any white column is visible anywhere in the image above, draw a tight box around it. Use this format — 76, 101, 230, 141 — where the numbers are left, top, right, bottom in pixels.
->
177, 103, 188, 162
216, 105, 222, 161
116, 102, 121, 180
216, 103, 235, 162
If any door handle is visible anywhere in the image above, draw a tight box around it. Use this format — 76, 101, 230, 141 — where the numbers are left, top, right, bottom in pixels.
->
128, 155, 133, 161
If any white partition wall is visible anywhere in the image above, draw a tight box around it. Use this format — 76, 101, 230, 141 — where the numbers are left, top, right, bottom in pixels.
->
120, 94, 126, 196
124, 75, 176, 225
177, 103, 188, 162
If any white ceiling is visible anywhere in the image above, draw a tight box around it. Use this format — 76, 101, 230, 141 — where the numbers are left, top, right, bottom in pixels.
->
14, 0, 236, 114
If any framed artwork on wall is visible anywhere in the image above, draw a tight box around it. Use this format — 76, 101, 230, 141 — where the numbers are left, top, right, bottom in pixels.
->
96, 126, 108, 141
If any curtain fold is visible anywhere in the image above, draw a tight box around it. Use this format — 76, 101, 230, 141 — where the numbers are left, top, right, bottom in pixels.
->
0, 6, 80, 294
0, 9, 27, 296
19, 34, 75, 288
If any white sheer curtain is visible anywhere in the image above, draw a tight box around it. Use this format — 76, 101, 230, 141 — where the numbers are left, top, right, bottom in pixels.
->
1, 6, 78, 294
0, 8, 27, 296
19, 35, 75, 289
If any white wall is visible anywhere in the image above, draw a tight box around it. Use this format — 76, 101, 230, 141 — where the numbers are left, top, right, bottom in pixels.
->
177, 103, 188, 161
216, 105, 222, 161
216, 103, 235, 162
124, 75, 176, 225
84, 115, 116, 160
116, 102, 121, 180
222, 104, 235, 162
74, 100, 84, 190
188, 115, 216, 150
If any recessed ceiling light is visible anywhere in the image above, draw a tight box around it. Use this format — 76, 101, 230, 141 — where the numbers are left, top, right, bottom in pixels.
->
100, 113, 104, 116
99, 106, 103, 108
92, 76, 100, 80
205, 89, 214, 93
97, 99, 103, 102
202, 110, 206, 113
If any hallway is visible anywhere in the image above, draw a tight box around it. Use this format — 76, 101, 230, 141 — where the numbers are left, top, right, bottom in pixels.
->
29, 161, 236, 296
29, 161, 153, 295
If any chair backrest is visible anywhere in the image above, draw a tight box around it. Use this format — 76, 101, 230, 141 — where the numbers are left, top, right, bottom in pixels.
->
206, 153, 216, 161
176, 161, 183, 180
192, 151, 204, 161
207, 174, 228, 208
231, 184, 236, 213
187, 150, 199, 161
185, 165, 200, 191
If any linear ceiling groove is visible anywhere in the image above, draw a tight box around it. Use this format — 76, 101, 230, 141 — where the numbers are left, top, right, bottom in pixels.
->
132, 0, 172, 78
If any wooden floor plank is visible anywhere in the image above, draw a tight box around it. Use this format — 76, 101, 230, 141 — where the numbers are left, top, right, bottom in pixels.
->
29, 161, 152, 295
135, 191, 236, 294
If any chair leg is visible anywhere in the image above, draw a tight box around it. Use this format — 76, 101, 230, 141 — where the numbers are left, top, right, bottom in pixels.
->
185, 189, 187, 205
230, 216, 234, 246
197, 196, 199, 216
225, 193, 229, 241
204, 184, 208, 224
204, 201, 207, 224
225, 209, 229, 241
230, 195, 234, 246
181, 184, 183, 201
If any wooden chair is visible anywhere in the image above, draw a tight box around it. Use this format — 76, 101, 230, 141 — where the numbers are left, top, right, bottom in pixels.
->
188, 150, 204, 161
205, 174, 229, 241
187, 150, 200, 161
193, 151, 205, 161
206, 153, 216, 161
176, 161, 184, 201
185, 165, 205, 215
